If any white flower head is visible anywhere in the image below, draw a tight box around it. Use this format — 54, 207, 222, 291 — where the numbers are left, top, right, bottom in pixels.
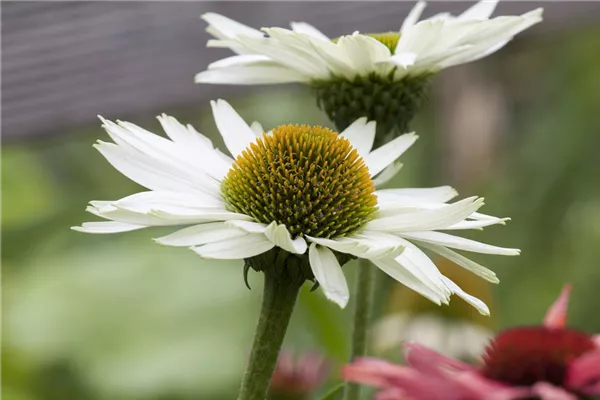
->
195, 1, 543, 85
73, 100, 518, 313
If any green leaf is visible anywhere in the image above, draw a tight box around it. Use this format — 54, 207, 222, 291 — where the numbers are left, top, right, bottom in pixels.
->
317, 383, 344, 400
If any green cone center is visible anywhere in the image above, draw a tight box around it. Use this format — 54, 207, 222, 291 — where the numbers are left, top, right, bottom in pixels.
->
366, 32, 401, 53
221, 125, 378, 239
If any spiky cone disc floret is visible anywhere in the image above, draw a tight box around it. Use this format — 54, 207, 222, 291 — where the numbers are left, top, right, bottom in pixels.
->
73, 99, 518, 311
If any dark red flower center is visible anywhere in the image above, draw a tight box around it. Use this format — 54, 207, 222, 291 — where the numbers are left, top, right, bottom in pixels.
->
481, 326, 595, 387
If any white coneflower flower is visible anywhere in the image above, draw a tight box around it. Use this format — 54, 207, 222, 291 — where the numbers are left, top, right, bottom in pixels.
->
195, 1, 542, 136
73, 100, 518, 312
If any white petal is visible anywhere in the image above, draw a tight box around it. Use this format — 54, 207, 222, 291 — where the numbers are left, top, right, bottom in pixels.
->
364, 133, 418, 177
339, 117, 376, 157
395, 20, 445, 60
367, 197, 484, 232
154, 222, 246, 247
192, 233, 275, 259
337, 33, 391, 75
308, 243, 350, 308
226, 220, 268, 233
264, 222, 307, 254
371, 257, 448, 305
94, 142, 219, 195
196, 65, 307, 85
207, 54, 272, 69
443, 217, 509, 230
290, 21, 329, 41
210, 99, 257, 157
390, 52, 417, 68
457, 0, 498, 21
389, 237, 452, 296
402, 231, 520, 256
89, 201, 250, 226
418, 242, 499, 283
71, 221, 146, 234
201, 13, 264, 39
372, 161, 403, 188
380, 186, 458, 203
307, 235, 403, 260
249, 121, 264, 136
442, 276, 490, 315
114, 190, 224, 210
400, 1, 427, 34
238, 32, 330, 78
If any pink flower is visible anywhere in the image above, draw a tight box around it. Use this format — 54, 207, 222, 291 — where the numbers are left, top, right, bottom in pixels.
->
269, 350, 330, 399
343, 285, 600, 400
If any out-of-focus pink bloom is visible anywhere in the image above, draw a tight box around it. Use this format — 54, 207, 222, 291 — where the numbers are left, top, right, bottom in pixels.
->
269, 350, 330, 400
343, 285, 600, 400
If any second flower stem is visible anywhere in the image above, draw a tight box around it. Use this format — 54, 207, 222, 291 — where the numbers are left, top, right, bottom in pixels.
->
345, 258, 375, 400
237, 271, 302, 400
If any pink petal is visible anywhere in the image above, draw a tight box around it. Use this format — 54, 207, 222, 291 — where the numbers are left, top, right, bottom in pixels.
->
404, 342, 476, 375
567, 350, 600, 395
342, 358, 413, 388
543, 284, 571, 328
593, 334, 600, 348
530, 382, 577, 400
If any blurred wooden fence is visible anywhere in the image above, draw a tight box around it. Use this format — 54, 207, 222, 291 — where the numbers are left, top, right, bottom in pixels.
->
2, 1, 599, 142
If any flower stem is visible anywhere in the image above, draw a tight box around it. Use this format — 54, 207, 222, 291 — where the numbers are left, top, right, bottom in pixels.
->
237, 271, 302, 400
344, 258, 375, 400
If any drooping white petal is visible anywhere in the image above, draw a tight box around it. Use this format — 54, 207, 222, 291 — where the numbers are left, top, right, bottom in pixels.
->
210, 99, 258, 157
290, 21, 330, 41
201, 13, 264, 40
371, 257, 448, 305
196, 65, 307, 85
264, 222, 308, 254
364, 133, 418, 177
389, 236, 452, 296
442, 276, 490, 315
207, 54, 273, 69
457, 0, 498, 21
339, 117, 376, 157
400, 1, 427, 34
192, 233, 275, 259
308, 243, 350, 308
71, 221, 146, 234
367, 197, 484, 232
402, 231, 520, 256
417, 241, 499, 283
154, 222, 247, 247
395, 20, 445, 60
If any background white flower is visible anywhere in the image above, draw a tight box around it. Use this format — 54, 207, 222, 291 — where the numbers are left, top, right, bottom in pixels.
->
195, 1, 543, 85
73, 100, 518, 313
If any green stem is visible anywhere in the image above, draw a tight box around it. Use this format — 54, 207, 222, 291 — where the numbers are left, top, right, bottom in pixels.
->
344, 258, 375, 400
237, 271, 302, 400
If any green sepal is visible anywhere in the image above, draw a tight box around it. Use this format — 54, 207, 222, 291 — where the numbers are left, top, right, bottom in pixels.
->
312, 72, 432, 147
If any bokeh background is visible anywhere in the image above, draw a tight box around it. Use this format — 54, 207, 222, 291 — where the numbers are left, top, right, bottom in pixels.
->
3, 2, 600, 399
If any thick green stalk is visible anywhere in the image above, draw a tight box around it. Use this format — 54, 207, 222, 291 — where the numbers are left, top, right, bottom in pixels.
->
344, 259, 375, 400
237, 271, 302, 400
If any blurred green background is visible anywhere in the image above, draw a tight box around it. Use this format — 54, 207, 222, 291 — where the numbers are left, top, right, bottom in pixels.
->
3, 12, 600, 400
